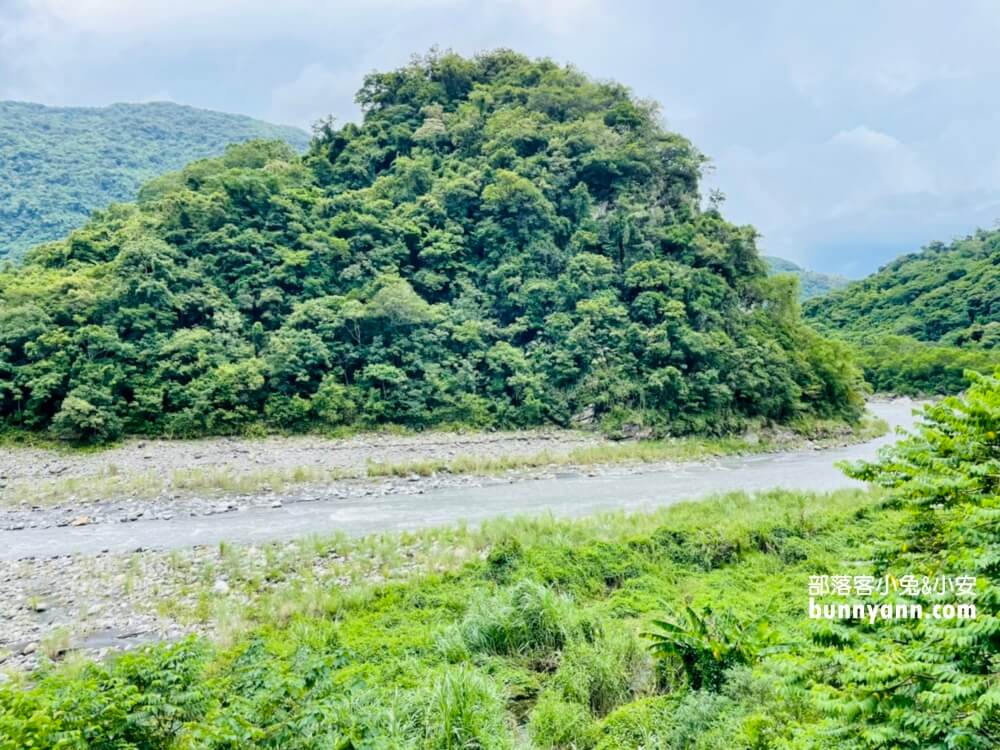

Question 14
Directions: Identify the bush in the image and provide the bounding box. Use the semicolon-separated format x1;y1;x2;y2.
50;387;122;444
460;580;576;658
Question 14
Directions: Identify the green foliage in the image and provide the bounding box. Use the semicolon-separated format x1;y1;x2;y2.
0;51;863;443
805;229;1000;349
0;101;308;261
814;370;1000;748
529;693;597;749
852;335;1000;395
802;229;1000;395
645;606;765;691
458;579;577;658
549;624;652;716
764;256;849;300
414;666;514;750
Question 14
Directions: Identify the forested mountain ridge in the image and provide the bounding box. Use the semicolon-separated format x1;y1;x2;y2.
763;256;848;300
0;51;864;443
0;101;309;261
803;228;1000;347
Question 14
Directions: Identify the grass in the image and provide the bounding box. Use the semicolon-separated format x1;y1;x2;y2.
0;485;903;748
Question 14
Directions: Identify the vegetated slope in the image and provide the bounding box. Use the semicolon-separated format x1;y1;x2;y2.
763;255;848;300
0;51;864;444
803;229;1000;394
804;228;1000;347
2;373;997;748
0;101;309;261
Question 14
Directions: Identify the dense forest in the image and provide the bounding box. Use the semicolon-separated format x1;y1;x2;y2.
803;229;1000;394
805;228;999;347
3;372;997;748
0;51;864;444
764;255;848;300
0;101;309;261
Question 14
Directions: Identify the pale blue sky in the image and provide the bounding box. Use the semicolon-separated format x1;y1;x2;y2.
3;0;999;276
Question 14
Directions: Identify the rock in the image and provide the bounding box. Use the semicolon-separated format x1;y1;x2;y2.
270;500;283;508
742;431;761;446
570;404;597;427
70;515;92;526
620;423;654;440
21;642;37;655
31;601;48;613
212;579;230;595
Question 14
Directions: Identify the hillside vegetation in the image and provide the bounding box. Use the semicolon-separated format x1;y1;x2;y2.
804;228;1000;345
764;255;848;300
804;229;1000;394
0;51;863;444
0;101;309;261
2;371;997;748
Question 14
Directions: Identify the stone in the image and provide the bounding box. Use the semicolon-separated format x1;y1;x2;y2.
620;423;654;440
69;515;91;526
212;579;230;595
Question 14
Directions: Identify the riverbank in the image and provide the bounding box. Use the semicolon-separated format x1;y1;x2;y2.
1;486;880;675
0;410;887;532
2;484;902;749
0;401;916;673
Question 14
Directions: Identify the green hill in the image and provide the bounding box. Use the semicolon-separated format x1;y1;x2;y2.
803;229;1000;394
803;229;1000;347
0;50;863;443
0;101;309;261
763;256;848;300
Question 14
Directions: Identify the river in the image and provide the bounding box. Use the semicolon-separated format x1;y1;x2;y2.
1;399;921;560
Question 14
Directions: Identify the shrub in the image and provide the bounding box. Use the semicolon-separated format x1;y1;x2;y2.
51;387;122;443
460;580;576;658
645;607;765;691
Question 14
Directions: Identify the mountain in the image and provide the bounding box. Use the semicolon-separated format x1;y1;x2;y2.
0;101;309;261
763;256;848;300
802;229;1000;395
0;50;863;443
803;228;1000;348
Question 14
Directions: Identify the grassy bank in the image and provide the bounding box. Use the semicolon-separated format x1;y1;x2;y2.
0;486;901;748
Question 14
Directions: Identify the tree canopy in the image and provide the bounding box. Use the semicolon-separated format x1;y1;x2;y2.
0;50;864;443
0;101;308;262
804;228;1000;348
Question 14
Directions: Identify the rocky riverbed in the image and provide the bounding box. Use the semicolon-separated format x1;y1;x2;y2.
0;404;913;673
0;429;605;531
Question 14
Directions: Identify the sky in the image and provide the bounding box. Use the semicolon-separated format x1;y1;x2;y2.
2;0;999;276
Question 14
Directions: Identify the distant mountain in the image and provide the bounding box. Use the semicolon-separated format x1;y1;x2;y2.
803;229;1000;348
0;101;310;261
763;256;849;300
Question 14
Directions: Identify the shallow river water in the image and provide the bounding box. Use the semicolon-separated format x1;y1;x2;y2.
2;399;921;560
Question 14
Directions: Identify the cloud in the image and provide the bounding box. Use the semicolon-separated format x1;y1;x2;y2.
269;63;365;129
